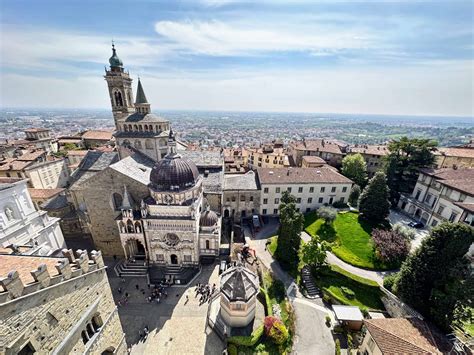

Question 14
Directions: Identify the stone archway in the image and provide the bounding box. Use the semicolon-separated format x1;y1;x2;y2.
415;208;422;219
124;238;146;260
407;204;416;215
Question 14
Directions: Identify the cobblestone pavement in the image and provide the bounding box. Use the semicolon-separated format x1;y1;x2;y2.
106;261;224;355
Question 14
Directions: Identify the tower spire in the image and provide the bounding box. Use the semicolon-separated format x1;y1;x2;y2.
134;77;151;115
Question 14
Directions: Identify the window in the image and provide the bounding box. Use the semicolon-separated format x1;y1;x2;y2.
449;211;458;222
306;208;310;213
276;187;281;193
340;197;345;202
415;189;421;200
298;187;303;193
262;209;267;215
250;196;253;202
287;187;292;193
307;197;312;203
437;205;445;215
231;196;236;202
240;195;245;202
264;187;269;193
156;254;164;261
331;186;336;193
320;187;325;193
184;255;192;262
424;194;432;204
273;209;278;214
263;198;268;204
431;219;438;227
318;197;323;203
296;198;301;203
206;240;210;249
274;198;280;204
342;186;347;193
309;187;314;193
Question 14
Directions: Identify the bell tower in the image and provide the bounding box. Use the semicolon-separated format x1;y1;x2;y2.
104;43;135;125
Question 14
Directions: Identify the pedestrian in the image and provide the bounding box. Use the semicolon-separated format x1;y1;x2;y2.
136;284;139;290
185;295;189;305
125;292;129;298
138;330;143;341
118;287;122;294
113;254;117;261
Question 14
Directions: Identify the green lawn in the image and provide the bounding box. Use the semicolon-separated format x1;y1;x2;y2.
267;236;278;257
305;211;392;270
313;265;385;311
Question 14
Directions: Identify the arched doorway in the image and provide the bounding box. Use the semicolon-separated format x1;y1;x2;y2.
224;209;230;218
170;254;178;264
125;239;146;260
415;208;422;220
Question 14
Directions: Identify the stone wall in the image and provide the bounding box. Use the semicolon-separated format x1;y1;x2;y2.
73;168;150;256
380;287;423;320
0;250;126;355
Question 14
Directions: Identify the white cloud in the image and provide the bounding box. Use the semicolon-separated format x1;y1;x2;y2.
154;20;374;56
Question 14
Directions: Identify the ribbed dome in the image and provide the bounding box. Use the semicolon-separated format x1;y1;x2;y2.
109;45;123;67
200;209;218;227
150;154;199;191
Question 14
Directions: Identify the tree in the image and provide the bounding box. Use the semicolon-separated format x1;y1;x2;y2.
393;222;474;331
302;235;331;270
341;153;368;187
384;137;437;204
318;206;337;225
371;228;410;264
358;172;391;223
275;191;304;270
348;185;361;207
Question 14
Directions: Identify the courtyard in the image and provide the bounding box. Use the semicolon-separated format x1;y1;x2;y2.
106;260;225;355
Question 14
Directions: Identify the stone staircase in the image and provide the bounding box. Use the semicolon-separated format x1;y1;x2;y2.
301;265;322;299
115;260;148;277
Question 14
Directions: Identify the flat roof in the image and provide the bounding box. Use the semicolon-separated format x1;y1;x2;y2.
332;305;364;321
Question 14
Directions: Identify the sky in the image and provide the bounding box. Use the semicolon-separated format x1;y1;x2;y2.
0;0;473;116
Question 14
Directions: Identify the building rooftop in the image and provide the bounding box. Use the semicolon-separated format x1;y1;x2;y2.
124;112;168;123
420;167;474;196
28;188;65;200
24;128;50;133
257;167;353;185
0;159;32;171
42;194;69;210
302;156;327;164
224;171;259;190
180;150;223;169
81;130;114;141
67;150;89;156
436;147;474;159
220;264;259;302
332;305;364;322
291;139;345;155
16;149;47;162
70;151;119;188
349;144;389;156
364;318;443;354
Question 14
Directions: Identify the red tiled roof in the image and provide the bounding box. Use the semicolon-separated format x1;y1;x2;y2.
0;159;33;171
349;144;389;156
28;188;65;200
291;139;344;155
420;168;474;195
257;167;353;184
16;150;46;161
302;156;327;164
24;128;50;133
66;150;89;156
436;147;474;159
81;130;113;141
364;318;442;354
0;255;64;286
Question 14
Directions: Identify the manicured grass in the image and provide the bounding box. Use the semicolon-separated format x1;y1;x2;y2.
305;211;392;270
267;236;278;257
313;265;385;311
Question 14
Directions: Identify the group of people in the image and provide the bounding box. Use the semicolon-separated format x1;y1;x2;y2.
146;283;168;304
194;282;217;306
138;326;149;342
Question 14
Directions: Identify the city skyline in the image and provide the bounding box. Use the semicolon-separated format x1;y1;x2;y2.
1;0;473;116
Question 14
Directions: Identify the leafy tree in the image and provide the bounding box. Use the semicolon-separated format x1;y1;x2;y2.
302;235;331;270
317;206;337;225
394;222;474;331
384;137;437;203
348;184;361;207
372;229;410;264
264;316;289;345
341;153;368;187
358;172;391;223
275;191;304;270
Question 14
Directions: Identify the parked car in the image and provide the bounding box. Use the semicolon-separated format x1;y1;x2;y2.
252;215;261;231
408;221;424;229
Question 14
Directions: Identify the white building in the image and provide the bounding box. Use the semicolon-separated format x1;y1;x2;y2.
398;168;474;228
0;178;66;255
258;167;353;216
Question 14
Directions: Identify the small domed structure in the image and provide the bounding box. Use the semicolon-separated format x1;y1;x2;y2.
150;155;199;192
200;209;218;227
109;44;123;68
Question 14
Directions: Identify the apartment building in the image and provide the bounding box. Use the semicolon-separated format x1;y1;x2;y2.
288;139;347;168
24;158;70;189
398;168;474;228
245;143;290;170
347;144;389;177
434;146;474;169
258;167;353;216
223;171;261;221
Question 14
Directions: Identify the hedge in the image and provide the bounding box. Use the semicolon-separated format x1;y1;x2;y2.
227;324;264;347
260;287;273;316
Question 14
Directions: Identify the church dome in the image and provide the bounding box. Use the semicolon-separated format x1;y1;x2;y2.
150;154;199;192
200;209;218;227
109;45;123;67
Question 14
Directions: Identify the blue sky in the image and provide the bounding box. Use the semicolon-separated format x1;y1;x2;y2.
0;0;472;116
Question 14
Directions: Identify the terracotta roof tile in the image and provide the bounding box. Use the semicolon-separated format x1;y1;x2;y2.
349;144;389;156
81;130;113;141
291;139;344;155
258;167;353;184
364;318;442;354
0;254;64;286
27;188;65;199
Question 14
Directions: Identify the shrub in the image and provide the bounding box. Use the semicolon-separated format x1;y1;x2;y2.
341;286;355;299
318;206;338;224
228;324;264;346
393;222;416;240
383;273;398;292
360;307;369;318
227;344;237;355
372;228;410;264
347;332;353;349
333;325;344;334
335;339;341;355
325;315;331;327
264;316;289;345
